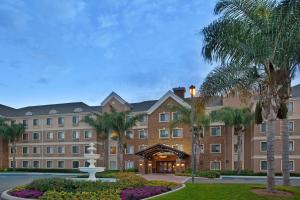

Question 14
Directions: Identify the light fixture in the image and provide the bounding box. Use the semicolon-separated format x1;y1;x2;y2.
189;85;196;98
139;163;143;166
176;163;180;167
181;163;185;167
159;155;167;159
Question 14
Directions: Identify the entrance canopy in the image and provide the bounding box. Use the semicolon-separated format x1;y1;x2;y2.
135;144;190;160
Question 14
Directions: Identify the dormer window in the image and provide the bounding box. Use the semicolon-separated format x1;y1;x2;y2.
25;112;32;116
49;109;58;115
159;113;170;122
74;107;83;113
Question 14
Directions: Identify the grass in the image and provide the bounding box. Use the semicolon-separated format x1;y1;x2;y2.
154;184;300;200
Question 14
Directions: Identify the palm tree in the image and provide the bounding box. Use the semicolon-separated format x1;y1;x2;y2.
85;106;138;171
210;107;253;174
0;118;25;171
201;0;300;191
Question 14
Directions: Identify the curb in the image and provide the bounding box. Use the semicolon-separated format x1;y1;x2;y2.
221;175;300;180
143;184;186;200
1;190;37;200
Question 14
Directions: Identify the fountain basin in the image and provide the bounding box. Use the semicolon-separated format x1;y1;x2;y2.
79;167;105;181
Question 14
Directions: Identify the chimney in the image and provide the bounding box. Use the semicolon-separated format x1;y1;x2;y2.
173;87;186;98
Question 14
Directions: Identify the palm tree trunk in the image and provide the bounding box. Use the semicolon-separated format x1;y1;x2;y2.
236;131;242;175
118;142;124;172
282;118;290;186
12;141;16;172
267;120;275;193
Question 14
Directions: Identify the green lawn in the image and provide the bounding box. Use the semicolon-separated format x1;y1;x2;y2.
154;184;300;200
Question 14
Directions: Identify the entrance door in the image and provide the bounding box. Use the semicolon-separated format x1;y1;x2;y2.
156;161;175;173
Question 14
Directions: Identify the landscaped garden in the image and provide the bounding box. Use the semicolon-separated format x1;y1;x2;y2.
6;172;179;200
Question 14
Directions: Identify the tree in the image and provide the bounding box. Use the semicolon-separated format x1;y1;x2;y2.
210;107;253;174
85;106;138;171
0;118;25;171
201;0;300;191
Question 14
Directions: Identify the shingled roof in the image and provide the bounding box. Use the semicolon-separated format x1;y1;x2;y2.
130;100;158;112
292;84;300;98
0;104;17;117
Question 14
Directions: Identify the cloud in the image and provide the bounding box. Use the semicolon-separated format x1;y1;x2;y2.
36;77;49;85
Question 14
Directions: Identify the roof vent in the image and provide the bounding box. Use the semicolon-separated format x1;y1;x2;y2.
25;111;33;116
49;109;58;114
74;107;83;113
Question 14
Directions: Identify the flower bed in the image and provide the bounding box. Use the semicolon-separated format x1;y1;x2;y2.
10;189;43;199
121;186;170;200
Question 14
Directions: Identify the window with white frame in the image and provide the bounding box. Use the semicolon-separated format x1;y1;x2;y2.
159;129;170;138
46;118;52;126
72;161;79;168
72;146;80;154
58;146;65;154
211;127;221;136
110;160;117;170
110;146;117;155
125;161;134;169
32;132;40;140
72;116;80;125
200;144;204;154
58;117;64;126
22;133;28;141
260;122;267;133
211;144;221;153
260;160;267;171
260;141;267;152
289;160;294;171
288;121;294;132
58;131;65;140
33;161;39;168
46;161;53;168
172;128;183;138
84;130;92;139
46;146;54;154
139;129;148;139
72;130;80;139
172;144;183;151
159;113;170;122
47;132;53;140
125;145;134;154
33;119;39;126
22;160;29;168
58;161;65;169
22;120;27;128
139;144;148;151
32;146;40;154
210;161;221;170
289;141;294;151
22;147;29;155
288;102;294;113
125;130;134;139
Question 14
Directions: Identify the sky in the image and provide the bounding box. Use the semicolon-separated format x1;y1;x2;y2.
0;0;298;108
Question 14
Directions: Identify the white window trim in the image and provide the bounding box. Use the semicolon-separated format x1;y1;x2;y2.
172;128;183;138
57;160;65;169
288;121;295;132
210;126;221;136
57;131;65;140
22;160;29;168
22;147;29;155
125;160;135;169
32;160;40;168
72;160;80;169
171;112;178;121
288;102;294;113
125;145;134;155
210;144;221;153
47;132;54;140
84;130;93;139
72;130;80;139
260;141;267;152
72;146;80;154
58;146;65;154
32;132;40;140
46;160;54;169
260;160;267;171
139;129;148;139
260;123;267;133
159;112;170;122
159;128;170;138
32;146;40;154
46;146;54;154
280;160;295;172
210;161;221;170
289;140;294;152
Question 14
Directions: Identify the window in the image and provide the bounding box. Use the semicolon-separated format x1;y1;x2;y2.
32;147;40;154
172;144;183;151
288;102;294;113
33;119;39;126
84;146;89;154
47;132;53;140
288;121;294;132
210;161;221;170
200;144;204;154
139;145;148;151
234;144;238;153
46;146;54;154
22;133;28;141
10;147;13;154
72;161;79;168
10;161;14;168
22;120;27;127
22;147;29;155
211;127;221;136
139;129;148;139
84;130;92;139
289;141;294;151
139;115;148;123
22;161;29;168
125;130;134;139
46;118;52;126
110;146;117;155
125;145;134;154
260;122;267;133
289;161;295;171
58;146;65;154
32;132;40;140
159;129;170;138
109;160;117;170
159;113;170;122
260;141;267;152
211;144;221;153
172;128;183;138
72;146;80;154
125;161;134;169
33;161;39;168
260;160;267;171
58;131;65;140
85;161;90;167
72;131;80;139
72;116;80;125
58;117;64;126
172;112;179;121
58;161;65;169
46;161;53;168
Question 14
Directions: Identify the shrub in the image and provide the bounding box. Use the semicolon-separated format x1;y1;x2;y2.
196;171;220;178
116;173;146;188
40;191;120;200
3;168;80;173
144;180;178;189
120;186;170;200
27;178;78;192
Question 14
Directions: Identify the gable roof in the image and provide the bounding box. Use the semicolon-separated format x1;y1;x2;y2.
0;104;17;117
101;92;128;106
147;91;191;114
130;100;158;112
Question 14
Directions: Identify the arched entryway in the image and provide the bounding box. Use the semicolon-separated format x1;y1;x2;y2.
135;144;190;174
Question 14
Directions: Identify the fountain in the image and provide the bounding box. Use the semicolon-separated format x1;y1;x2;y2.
79;142;105;181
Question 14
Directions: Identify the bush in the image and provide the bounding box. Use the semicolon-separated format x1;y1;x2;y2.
120;186;170;200
2;168;80;173
176;170;220;178
40;191;120;200
144;180;178;189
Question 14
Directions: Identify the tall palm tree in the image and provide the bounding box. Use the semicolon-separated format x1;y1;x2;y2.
201;0;300;191
0;119;25;171
210;107;253;174
85;106;138;171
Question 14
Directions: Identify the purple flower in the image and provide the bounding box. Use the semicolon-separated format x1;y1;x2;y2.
121;186;170;200
10;189;44;199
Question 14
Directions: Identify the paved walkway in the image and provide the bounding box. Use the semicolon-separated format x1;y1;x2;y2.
140;174;190;183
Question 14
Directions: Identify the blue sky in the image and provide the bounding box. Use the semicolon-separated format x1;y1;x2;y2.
1;0;298;108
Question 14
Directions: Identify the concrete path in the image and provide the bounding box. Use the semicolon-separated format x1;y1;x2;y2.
140;174;190;183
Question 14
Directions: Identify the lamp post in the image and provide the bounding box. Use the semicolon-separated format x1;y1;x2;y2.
189;85;196;183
